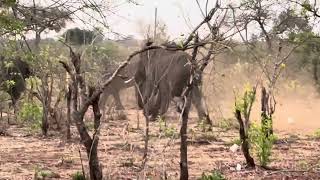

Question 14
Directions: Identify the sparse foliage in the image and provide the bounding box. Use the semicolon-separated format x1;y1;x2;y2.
71;171;86;180
200;170;226;180
290;32;320;90
158;116;178;138
2;0;320;179
314;129;320;139
18;101;42;132
234;84;256;167
248;121;277;167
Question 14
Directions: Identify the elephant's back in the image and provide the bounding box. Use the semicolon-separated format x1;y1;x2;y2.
150;49;192;96
125;54;140;78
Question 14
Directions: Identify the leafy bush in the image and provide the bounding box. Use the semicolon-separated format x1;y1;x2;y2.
18;102;42;131
197;118;213;132
200;170;226;180
314;129;320;139
0;91;10;109
71;171;86;180
158;116;178;138
217;118;239;131
298;160;309;170
85;121;94;131
227;137;241;146
34;167;60;179
234;83;256;120
248;120;277;167
121;158;134;167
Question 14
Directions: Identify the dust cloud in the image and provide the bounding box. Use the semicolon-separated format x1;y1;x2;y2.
202;57;320;135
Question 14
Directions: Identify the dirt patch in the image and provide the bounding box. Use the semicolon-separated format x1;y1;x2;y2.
0;110;320;179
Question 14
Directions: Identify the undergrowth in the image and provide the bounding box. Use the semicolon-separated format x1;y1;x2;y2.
200;170;226;180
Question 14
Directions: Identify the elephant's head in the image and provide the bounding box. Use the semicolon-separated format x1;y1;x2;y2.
0;56;32;105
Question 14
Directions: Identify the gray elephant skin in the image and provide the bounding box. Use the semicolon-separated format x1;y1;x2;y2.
0;56;32;106
99;48;211;124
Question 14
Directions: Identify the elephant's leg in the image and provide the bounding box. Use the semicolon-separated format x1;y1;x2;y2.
10;98;18;124
143;87;163;121
112;91;125;110
142;101;157;122
191;86;212;126
173;97;184;113
149;90;161;121
99;92;109;121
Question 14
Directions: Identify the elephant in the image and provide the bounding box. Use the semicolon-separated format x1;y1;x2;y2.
98;55;140;111
0;56;32;106
99;46;211;124
134;47;211;124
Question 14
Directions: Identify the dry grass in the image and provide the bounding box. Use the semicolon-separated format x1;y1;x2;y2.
0;109;320;179
2;61;320;179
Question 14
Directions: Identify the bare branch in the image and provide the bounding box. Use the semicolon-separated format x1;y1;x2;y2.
289;0;320;18
183;3;220;47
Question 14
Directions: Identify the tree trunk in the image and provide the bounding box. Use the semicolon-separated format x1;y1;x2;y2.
41;89;49;136
142;107;150;167
42;105;49;136
87;138;102;180
261;87;273;136
73;112;102;180
48;87;64;131
180;94;191;180
235;109;255;167
12;102;18;124
61;49;104;180
89;87;103;180
7;107;10;125
35;32;41;52
66;86;72;139
71;55;102;179
40;76;51;136
312;58;320;89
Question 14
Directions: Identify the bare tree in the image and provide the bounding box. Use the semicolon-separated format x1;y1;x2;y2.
60;47;103;179
132;1;237;178
136;19;171;45
59;40;180;179
231;0;303;137
289;0;320;18
226;0;314;169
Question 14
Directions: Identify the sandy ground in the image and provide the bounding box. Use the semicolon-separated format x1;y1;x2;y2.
1;108;320;180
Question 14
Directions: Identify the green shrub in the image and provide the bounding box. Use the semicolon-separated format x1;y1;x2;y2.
0;91;10;111
298;160;309;170
227;137;241;146
217;118;239;131
121;158;134;167
314;129;320;139
34;167;60;179
18;101;42;131
158;116;178;138
85;121;94;131
234;83;256;120
248;120;277;167
200;170;226;180
197;118;213;132
71;171;86;180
